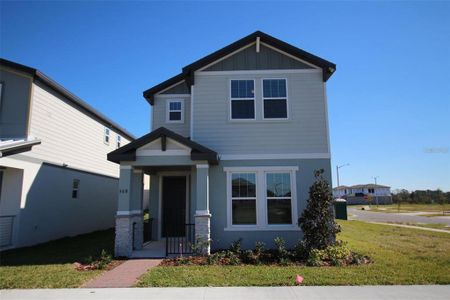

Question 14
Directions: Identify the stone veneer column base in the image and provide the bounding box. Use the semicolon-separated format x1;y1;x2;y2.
115;214;143;258
194;210;211;255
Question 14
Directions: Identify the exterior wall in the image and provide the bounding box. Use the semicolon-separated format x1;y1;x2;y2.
152;95;191;137
208;158;332;250
346;196;393;205
161;81;190;94
28;81;131;178
204;44;313;71
192;70;329;155
0;68;32;139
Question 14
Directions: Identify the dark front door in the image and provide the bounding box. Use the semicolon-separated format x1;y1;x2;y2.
162;176;186;237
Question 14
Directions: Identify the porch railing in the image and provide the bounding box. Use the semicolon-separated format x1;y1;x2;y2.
143;218;153;243
165;223;195;256
0;215;15;248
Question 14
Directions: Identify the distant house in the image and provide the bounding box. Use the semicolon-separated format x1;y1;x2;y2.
0;58;139;250
333;184;392;205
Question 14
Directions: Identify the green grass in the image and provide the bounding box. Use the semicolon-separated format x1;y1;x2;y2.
0;229;114;289
137;221;450;286
385;222;450;231
354;203;450;214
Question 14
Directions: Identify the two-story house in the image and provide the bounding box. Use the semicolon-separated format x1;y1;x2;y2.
108;31;336;257
333;184;392;205
0;59;136;250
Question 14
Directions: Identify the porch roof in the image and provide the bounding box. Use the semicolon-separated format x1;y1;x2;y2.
107;127;219;165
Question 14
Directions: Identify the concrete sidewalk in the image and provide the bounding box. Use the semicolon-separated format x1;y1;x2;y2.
1;285;449;300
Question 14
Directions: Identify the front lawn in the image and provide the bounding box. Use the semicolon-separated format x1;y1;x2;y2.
354;203;450;214
137;221;450;286
0;229;114;289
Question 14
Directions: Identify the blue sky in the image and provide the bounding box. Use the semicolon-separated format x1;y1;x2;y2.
1;1;449;191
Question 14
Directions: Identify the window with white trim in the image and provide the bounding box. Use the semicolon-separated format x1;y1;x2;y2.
104;128;110;145
266;173;292;224
72;179;80;199
231;173;257;225
230;80;255;119
116;135;121;148
263;79;288;119
166;99;184;123
226;167;297;229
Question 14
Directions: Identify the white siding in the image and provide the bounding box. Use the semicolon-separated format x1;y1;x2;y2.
152;95;191;137
27;82;131;177
192;71;329;155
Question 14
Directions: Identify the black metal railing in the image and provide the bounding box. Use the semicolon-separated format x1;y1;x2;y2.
165;223;195;256
143;218;153;243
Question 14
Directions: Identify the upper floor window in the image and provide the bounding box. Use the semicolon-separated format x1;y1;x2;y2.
104;128;110;145
230;80;255;120
72;179;80;199
368;188;375;194
116;135;121;148
166;99;184;123
263;79;288;119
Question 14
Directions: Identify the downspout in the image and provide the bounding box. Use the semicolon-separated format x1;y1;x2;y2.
190;85;194;140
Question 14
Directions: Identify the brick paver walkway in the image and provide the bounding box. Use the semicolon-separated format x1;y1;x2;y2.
82;259;161;288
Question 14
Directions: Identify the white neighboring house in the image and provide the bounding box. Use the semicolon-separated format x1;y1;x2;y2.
333;184;392;204
0;58;138;250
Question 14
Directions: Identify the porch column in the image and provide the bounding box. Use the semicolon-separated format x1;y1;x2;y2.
194;164;211;255
115;166;144;257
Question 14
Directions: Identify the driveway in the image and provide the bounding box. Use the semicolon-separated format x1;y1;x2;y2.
348;207;450;226
1;286;449;300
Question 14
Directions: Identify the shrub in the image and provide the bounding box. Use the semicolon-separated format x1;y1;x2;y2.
306;249;325;266
192;236;211;255
229;238;242;254
274;237;290;262
225;250;241;265
254;241;265;256
293;240;308;261
241;249;255;264
299;169;341;252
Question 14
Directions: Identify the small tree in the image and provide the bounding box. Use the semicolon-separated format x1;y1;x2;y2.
299;169;340;252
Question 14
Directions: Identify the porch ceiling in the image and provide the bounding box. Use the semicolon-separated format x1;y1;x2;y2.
107;127;219;165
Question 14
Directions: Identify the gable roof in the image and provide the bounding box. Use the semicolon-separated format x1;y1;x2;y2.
107;127;219;165
0;58;135;141
143;30;336;105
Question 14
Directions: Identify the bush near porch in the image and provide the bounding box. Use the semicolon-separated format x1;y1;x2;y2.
136;220;450;286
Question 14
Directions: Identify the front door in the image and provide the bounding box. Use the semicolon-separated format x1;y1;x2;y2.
162;176;186;237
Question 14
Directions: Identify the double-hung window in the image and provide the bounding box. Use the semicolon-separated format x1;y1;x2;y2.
226;167;298;229
72;179;80;199
230;80;255;120
104;128;110;145
263;79;288;119
266;173;292;224
116;135;121;148
167;100;184;123
231;173;257;225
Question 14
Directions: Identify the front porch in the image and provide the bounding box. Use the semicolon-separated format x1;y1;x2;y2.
107;127;218;258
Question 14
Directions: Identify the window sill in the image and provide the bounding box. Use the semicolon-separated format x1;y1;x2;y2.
224;225;299;231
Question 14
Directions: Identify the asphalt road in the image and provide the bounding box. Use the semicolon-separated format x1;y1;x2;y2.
348;207;450;226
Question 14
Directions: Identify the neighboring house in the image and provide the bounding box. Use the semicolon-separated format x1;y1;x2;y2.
0;59;137;250
333;184;392;205
108;31;336;257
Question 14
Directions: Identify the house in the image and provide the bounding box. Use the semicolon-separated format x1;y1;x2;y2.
333;184;392;205
0;59;137;250
108;31;336;257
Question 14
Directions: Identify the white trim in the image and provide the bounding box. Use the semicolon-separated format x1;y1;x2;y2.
155;80;186;95
166;99;184;123
225;167;299;230
224;166;299;172
261;78;289;120
190;85;194;139
196;164;209;169
196;69;321;76
323;82;332;155
156;94;191;98
116;210;142;216
137;149;190;156
197;42;256;72
260;42;320;69
194;210;211;217
229;79;256;121
103;127;110;145
220;153;330;160
256;36;260;53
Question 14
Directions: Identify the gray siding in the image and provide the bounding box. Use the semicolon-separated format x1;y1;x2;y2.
204;44;313;71
0;68;32;139
152;95;191;137
193;71;329;155
208;158;332;250
161;81;190;94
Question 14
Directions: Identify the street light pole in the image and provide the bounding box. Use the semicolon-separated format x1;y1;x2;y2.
336;163;350;187
372;176;380;207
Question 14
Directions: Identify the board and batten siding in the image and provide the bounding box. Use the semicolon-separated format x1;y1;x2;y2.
152;94;191;137
192;70;329;155
28;82;130;178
